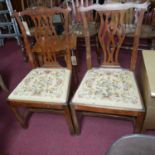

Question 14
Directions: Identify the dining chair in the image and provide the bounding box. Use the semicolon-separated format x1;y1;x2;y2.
104;0;155;50
8;7;75;134
70;1;149;134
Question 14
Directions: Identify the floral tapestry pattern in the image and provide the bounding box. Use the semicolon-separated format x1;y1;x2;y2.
73;68;142;110
9;68;70;103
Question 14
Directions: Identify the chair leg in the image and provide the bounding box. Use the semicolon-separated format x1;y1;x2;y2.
134;112;145;133
64;106;75;135
70;104;80;135
141;125;146;133
11;106;31;128
141;118;147;133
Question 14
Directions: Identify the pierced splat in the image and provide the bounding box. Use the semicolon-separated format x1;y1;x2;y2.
98;10;126;66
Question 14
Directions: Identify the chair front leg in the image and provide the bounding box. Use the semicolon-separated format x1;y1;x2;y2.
11;105;28;128
10;105;33;128
70;104;80;135
134;112;145;133
64;106;75;135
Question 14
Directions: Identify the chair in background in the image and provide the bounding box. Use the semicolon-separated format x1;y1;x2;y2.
8;7;75;134
123;0;155;50
70;1;149;134
19;0;79;83
65;0;101;68
106;134;155;155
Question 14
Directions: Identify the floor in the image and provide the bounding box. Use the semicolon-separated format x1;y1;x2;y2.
0;40;155;155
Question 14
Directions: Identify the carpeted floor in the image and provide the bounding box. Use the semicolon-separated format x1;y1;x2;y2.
0;40;155;155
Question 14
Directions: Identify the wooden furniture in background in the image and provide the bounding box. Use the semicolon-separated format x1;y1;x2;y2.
8;7;75;134
66;0;100;68
70;1;149;134
140;50;155;132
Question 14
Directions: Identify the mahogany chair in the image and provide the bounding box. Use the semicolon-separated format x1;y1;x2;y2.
8;7;75;134
106;134;155;155
0;74;8;92
70;1;149;134
104;0;155;49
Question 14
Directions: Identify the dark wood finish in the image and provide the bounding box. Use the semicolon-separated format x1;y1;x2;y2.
9;7;75;135
71;2;147;134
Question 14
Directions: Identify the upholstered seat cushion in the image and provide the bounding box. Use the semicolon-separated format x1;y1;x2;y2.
8;68;71;104
72;68;143;110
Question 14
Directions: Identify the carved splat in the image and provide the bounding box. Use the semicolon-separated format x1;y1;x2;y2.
98;10;126;66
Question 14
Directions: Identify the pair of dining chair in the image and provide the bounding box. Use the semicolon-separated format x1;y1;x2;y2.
8;1;149;135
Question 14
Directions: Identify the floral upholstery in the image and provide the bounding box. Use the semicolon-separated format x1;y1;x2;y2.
8;68;71;104
72;68;143;110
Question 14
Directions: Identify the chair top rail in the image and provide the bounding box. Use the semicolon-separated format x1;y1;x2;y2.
13;7;71;16
79;1;150;12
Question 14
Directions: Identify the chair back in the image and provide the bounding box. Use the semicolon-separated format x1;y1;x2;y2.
79;1;149;70
13;7;72;69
